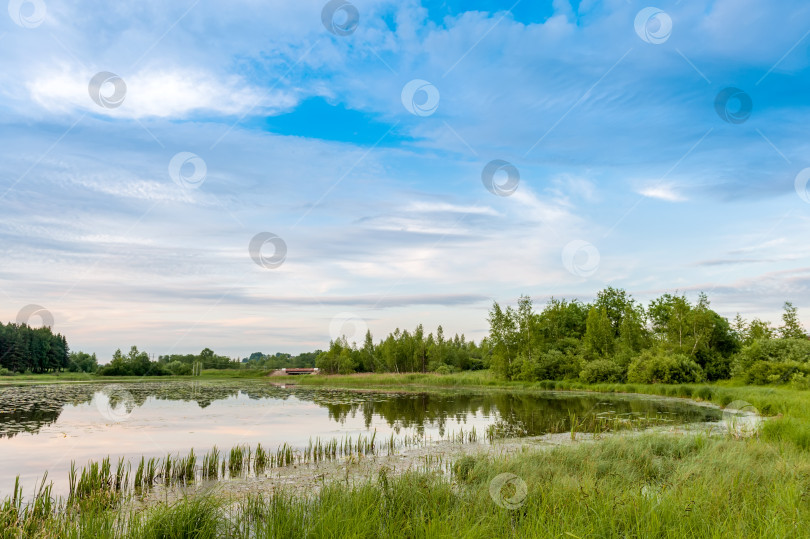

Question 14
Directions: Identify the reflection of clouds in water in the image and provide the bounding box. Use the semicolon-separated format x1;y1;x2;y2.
94;386;136;423
0;382;724;440
0;382;725;499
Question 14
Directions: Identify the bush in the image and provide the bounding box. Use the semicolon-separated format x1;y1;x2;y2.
627;351;704;384
743;360;810;385
517;350;582;382
0;367;13;377
733;338;810;378
695;349;731;381
579;359;625;384
167;360;192;376
435;365;452;375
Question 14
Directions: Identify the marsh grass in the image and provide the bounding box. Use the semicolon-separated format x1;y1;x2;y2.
3;433;808;537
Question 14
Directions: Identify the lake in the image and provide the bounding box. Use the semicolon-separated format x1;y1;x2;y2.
0;380;722;498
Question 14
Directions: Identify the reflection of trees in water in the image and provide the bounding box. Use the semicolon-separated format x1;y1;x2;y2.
0;382;722;439
314;391;722;436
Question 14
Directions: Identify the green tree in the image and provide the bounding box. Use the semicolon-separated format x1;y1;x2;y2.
360;330;377;372
594;287;635;337
617;306;646;354
731;313;748;344
487;302;519;379
780;302;806;339
748;319;774;341
584;307;614;357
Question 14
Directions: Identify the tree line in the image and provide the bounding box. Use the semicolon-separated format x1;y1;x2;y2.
2;287;807;386
242;351;321;370
315;324;488;375
0;322;70;374
487;288;809;385
310;287;808;387
97;347;243;376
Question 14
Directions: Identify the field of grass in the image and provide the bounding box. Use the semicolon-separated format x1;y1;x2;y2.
2;433;808;537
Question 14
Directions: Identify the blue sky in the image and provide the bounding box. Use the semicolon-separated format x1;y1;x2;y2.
1;0;809;359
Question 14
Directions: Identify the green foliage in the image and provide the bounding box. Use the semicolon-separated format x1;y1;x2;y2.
166;361;192;376
159;348;240;370
779;301;807;339
694;349;731;381
743;361;810;385
316;324;485;376
627;350;705;384
593;286;635;335
68;351;98;373
579;359;625;384
0;322;70;374
584;307;614;357
517;349;581;382
536;297;588;343
488;301;519;379
486;288;806;387
732;338;810;383
97;346;170;377
748;318;774;342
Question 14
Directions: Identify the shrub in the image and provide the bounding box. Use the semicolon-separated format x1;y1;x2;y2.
516;350;581;382
167;361;192;376
627;351;704;384
743;360;810;385
579;359;625;384
435;365;452;375
695;349;731;381
0;367;13;376
733;338;810;378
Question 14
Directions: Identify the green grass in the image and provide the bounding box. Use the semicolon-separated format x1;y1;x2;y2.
3;434;809;537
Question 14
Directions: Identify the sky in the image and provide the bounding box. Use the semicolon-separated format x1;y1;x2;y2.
1;0;809;360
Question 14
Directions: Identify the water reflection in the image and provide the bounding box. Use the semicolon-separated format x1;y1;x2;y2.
0;381;721;440
0;381;723;499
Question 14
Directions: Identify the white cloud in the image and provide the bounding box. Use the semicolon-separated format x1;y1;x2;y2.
404;201;499;216
27;65;296;119
638;184;687;202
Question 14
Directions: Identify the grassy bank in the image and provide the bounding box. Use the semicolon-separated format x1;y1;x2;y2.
3;433;807;537
294;371;810;450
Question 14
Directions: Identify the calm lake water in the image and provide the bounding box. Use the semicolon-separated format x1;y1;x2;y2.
0;380;722;498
